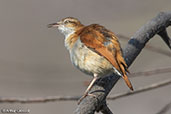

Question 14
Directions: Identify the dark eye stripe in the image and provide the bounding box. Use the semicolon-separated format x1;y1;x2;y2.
64;20;77;25
69;21;76;23
64;20;69;24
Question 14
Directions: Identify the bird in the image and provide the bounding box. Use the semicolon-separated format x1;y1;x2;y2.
48;17;133;104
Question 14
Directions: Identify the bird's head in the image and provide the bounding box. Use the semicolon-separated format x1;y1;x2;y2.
48;17;84;37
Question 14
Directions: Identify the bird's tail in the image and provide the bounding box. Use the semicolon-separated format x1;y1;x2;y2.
122;74;134;91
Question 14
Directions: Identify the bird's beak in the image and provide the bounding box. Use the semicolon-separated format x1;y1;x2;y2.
47;22;60;28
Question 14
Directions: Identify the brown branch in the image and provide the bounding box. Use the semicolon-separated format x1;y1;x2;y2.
74;11;171;114
156;101;171;114
0;78;171;103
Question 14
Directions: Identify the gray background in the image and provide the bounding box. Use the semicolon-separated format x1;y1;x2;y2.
0;0;171;114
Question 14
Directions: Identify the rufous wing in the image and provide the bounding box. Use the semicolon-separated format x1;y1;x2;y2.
79;24;133;90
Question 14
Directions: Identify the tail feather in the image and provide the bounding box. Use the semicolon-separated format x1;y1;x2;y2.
122;74;134;91
112;50;133;91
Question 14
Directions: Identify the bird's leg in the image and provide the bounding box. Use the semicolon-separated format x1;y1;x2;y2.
78;74;98;104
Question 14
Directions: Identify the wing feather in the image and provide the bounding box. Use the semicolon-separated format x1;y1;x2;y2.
79;24;133;90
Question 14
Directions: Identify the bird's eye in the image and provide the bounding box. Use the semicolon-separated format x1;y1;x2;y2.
64;20;70;24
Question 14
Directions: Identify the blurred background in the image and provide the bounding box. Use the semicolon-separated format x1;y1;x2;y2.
0;0;171;114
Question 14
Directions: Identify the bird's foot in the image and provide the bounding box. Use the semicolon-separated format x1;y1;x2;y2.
78;93;96;105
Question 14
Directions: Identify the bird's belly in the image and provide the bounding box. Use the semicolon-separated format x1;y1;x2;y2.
70;39;113;77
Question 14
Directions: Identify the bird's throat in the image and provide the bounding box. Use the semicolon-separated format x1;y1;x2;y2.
64;32;78;50
64;26;84;50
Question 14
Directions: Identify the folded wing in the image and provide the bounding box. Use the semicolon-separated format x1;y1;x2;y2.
79;24;133;90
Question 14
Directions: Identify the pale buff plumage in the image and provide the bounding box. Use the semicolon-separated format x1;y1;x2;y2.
69;38;113;77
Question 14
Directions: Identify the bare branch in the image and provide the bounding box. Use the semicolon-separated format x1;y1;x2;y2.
124;11;171;66
156;101;171;114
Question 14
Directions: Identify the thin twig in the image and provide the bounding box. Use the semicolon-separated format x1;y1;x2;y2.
145;45;171;57
0;96;79;103
107;79;171;100
130;67;171;78
0;79;171;103
156;101;171;114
